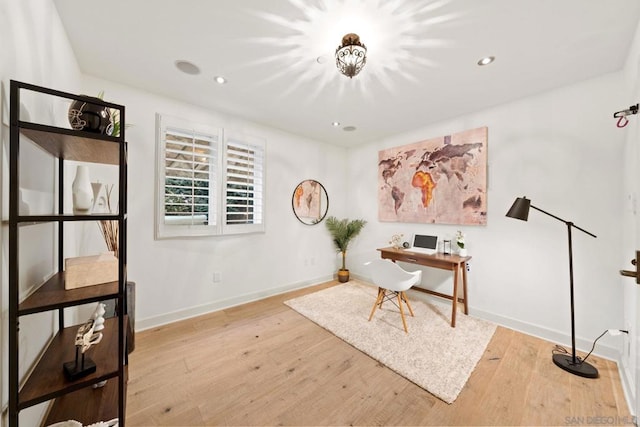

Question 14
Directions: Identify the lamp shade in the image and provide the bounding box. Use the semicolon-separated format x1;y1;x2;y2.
506;197;531;221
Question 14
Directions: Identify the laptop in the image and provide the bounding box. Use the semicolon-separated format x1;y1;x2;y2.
410;234;438;254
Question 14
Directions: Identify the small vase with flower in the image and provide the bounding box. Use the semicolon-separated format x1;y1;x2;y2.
455;230;467;257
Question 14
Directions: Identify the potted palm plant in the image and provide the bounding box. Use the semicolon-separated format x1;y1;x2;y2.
325;216;367;283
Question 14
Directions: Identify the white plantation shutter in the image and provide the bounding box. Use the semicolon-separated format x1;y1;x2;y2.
156;114;266;238
164;128;217;224
223;133;265;233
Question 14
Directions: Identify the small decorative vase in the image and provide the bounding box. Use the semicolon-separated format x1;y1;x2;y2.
72;165;93;214
458;247;468;257
68;96;112;135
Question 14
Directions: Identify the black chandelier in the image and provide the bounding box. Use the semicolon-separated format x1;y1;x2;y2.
335;33;367;78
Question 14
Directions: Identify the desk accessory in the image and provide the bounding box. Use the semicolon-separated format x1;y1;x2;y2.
506;196;598;378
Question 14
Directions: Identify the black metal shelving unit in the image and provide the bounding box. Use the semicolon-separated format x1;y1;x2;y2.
8;80;128;426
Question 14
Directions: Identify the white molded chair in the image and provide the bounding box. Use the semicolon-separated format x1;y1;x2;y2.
365;259;422;333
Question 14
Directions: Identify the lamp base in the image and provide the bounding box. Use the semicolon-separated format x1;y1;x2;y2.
552;353;599;378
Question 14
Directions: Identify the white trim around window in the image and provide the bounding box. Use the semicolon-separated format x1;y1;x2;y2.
155;113;266;239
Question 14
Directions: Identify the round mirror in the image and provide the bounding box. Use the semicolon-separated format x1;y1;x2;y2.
292;180;329;225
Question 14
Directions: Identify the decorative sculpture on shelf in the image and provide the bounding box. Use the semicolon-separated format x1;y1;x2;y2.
93;303;106;332
67;95;112;134
76;318;103;353
63;305;105;380
91;303;109;389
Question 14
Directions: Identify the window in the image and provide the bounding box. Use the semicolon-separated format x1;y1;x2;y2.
223;133;265;233
155;114;265;238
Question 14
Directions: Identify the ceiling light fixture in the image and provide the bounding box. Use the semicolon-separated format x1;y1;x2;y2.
477;56;495;66
214;76;227;84
332;121;340;127
335;33;367;78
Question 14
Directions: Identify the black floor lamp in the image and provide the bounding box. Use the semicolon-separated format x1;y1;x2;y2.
506;196;599;378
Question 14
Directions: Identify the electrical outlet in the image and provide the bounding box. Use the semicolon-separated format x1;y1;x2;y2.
213;272;221;283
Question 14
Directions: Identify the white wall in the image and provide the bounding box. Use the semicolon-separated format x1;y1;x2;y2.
77;75;349;329
0;0;84;425
620;14;640;415
346;72;627;363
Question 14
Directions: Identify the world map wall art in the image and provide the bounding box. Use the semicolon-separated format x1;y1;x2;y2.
378;126;487;225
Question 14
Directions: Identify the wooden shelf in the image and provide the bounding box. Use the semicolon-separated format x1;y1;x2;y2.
19;122;122;165
9;80;128;426
19;317;125;409
18;272;120;316
44;368;127;426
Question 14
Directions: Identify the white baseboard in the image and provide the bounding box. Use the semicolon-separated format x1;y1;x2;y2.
469;307;621;362
618;358;637;416
135;274;334;331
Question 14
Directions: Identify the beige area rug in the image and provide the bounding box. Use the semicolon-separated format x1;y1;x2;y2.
284;281;496;404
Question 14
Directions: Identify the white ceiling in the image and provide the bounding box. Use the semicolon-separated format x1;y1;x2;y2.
53;0;640;147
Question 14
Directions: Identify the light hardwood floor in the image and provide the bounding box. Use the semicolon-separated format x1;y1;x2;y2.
126;281;632;426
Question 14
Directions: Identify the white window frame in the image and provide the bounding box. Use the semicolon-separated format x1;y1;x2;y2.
155;114;266;238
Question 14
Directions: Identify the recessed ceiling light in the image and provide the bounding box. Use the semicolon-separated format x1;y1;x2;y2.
175;60;201;75
343;126;357;132
332;121;340;127
214;76;227;84
477;56;495;66
317;56;327;64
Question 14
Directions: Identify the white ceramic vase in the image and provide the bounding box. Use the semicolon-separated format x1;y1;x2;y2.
458;247;468;257
72;165;93;214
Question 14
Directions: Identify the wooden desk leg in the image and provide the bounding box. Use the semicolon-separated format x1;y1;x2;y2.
451;266;459;327
462;262;469;315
